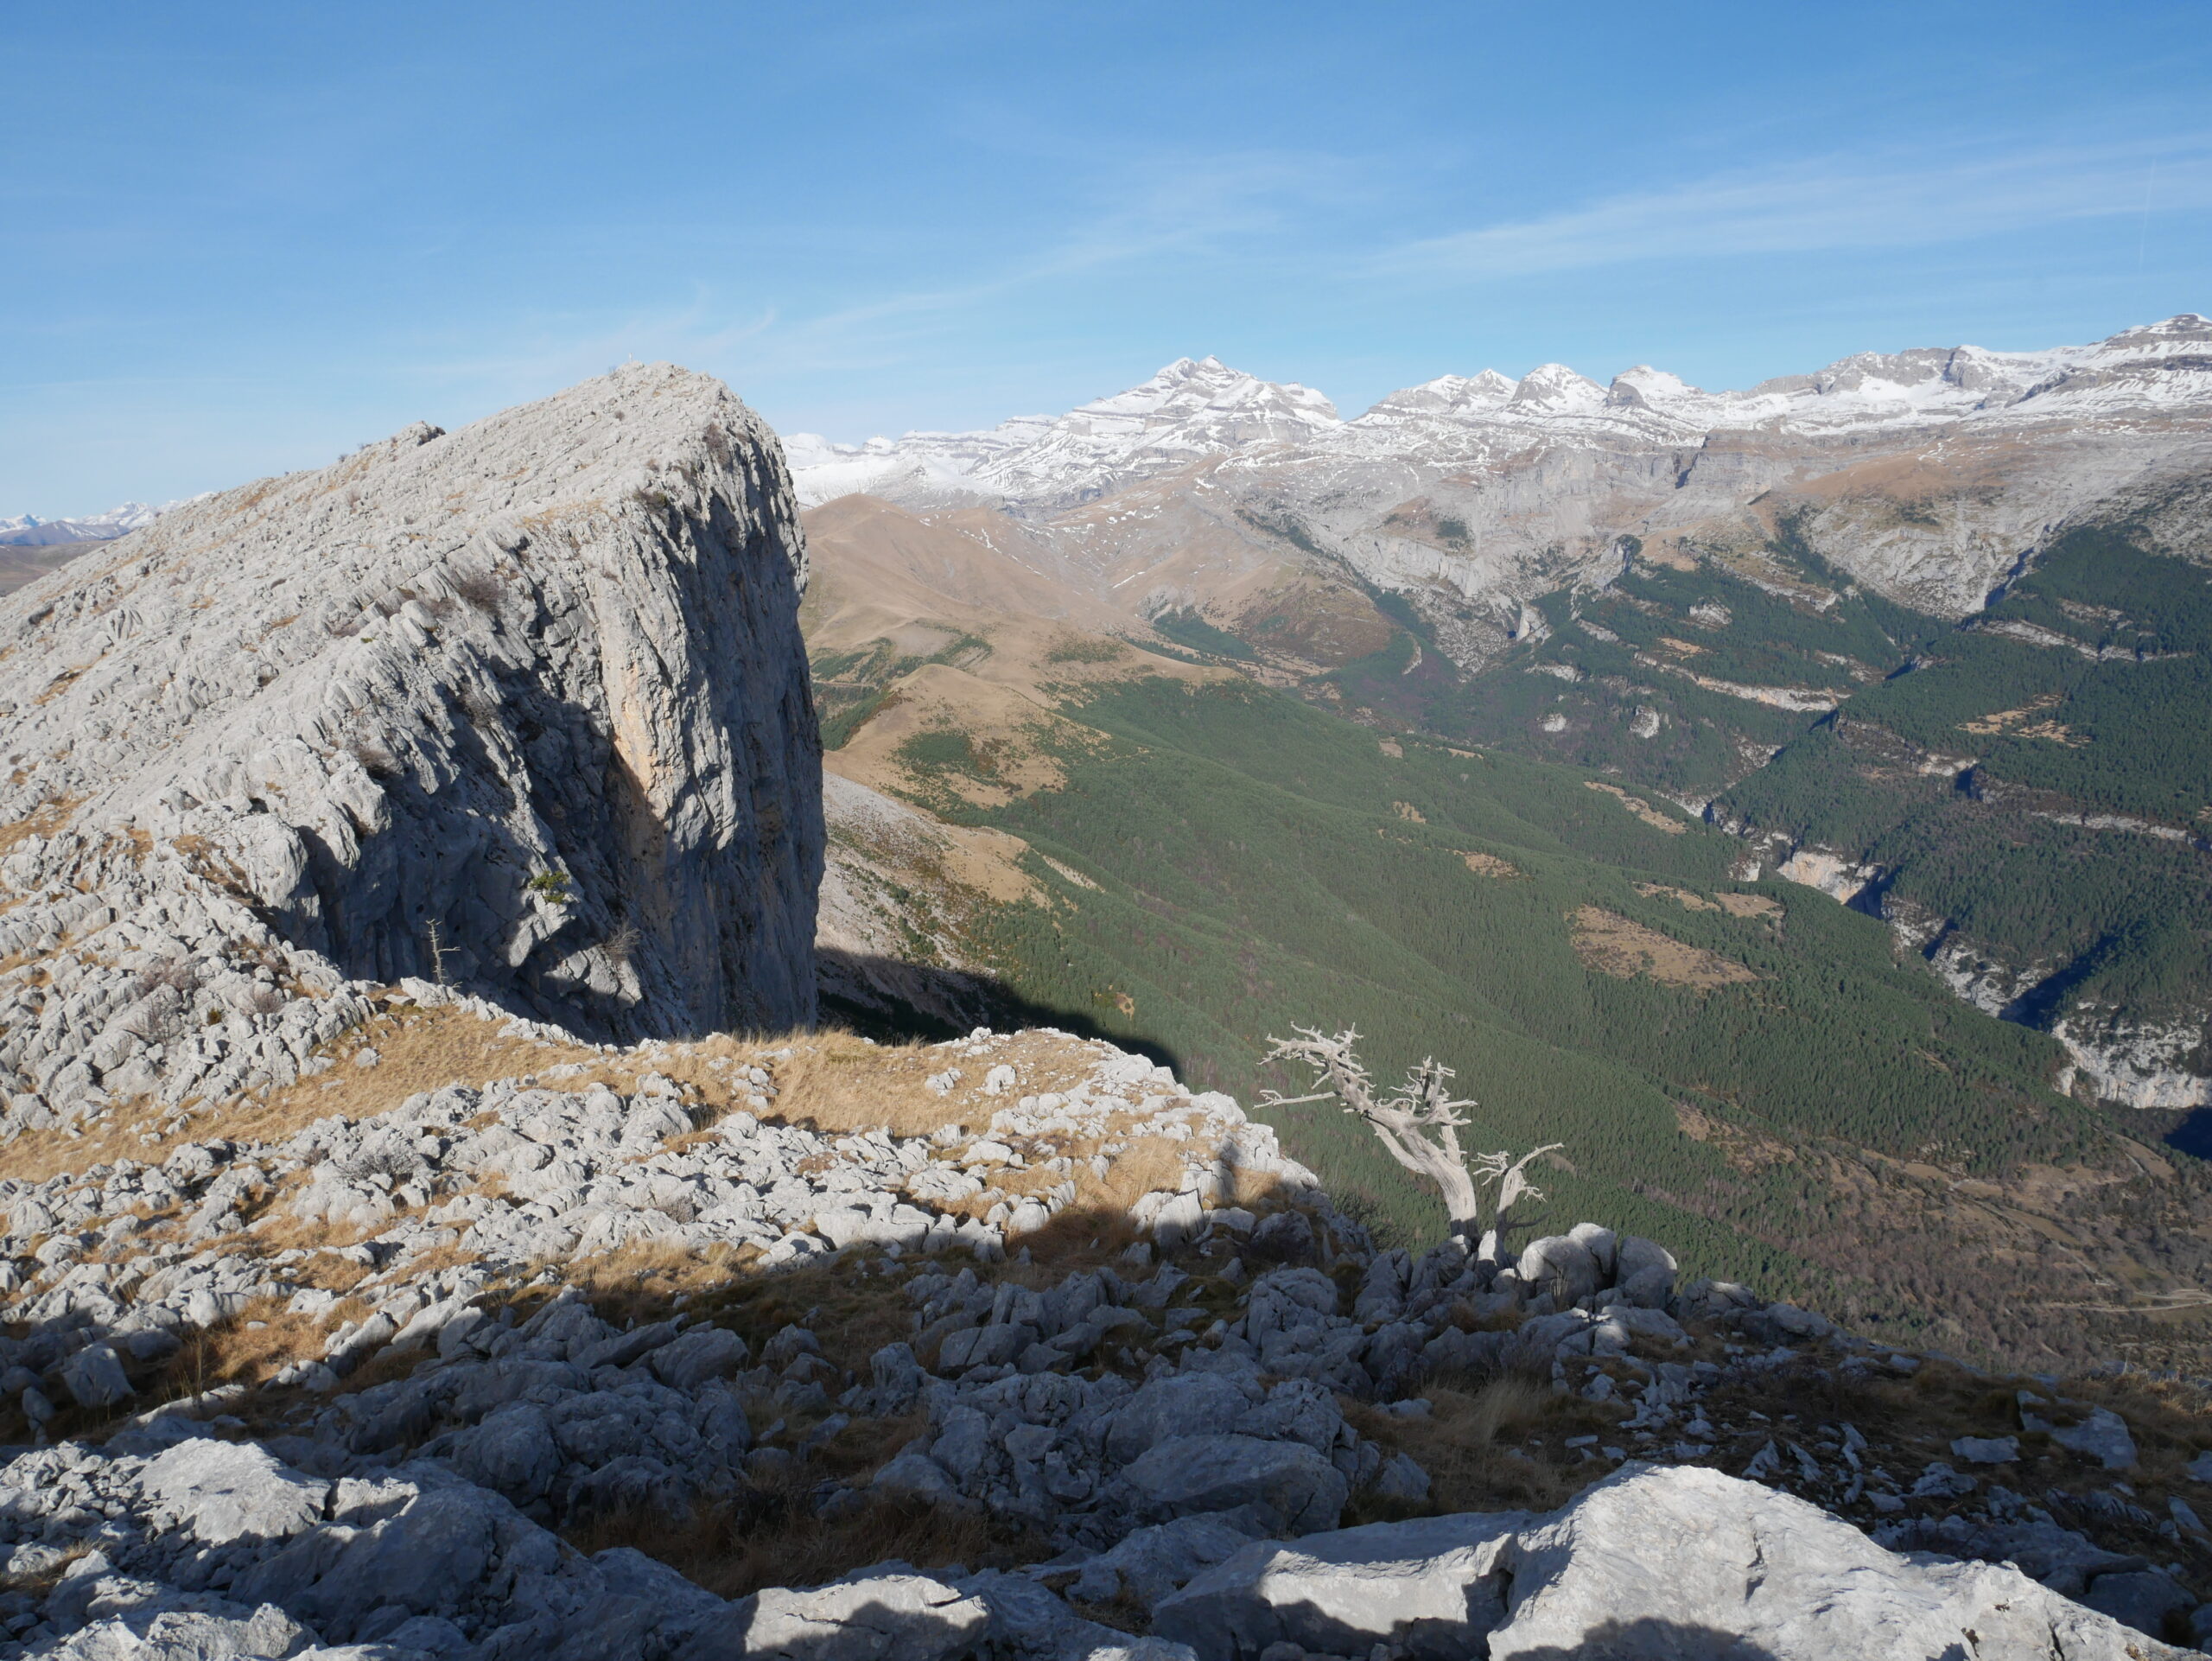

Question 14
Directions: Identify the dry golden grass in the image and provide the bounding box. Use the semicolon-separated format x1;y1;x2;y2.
1583;780;1688;835
0;998;822;1187
569;1472;1014;1602
157;1298;330;1398
378;1237;480;1284
763;1028;1111;1140
0;996;1254;1460
1465;1373;1557;1444
555;1239;763;1329
1570;907;1759;990
1092;1136;1185;1212
1347;1372;1624;1521
0;1003;588;1186
0;795;79;857
242;1003;594;1131
1714;892;1783;920
1633;881;1722;913
0;1542;97;1596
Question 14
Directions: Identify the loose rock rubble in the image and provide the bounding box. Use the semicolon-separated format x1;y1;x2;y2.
0;1019;2202;1656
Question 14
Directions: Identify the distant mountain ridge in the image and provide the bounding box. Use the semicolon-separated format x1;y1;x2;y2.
791;314;2212;1117
0;500;174;546
790;315;2212;519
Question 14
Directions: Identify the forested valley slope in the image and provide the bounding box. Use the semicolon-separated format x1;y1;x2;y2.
799;318;2212;1376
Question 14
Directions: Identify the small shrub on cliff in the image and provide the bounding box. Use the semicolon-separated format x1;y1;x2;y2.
527;870;573;903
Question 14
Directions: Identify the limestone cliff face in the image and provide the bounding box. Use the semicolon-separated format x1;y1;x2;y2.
0;363;821;1043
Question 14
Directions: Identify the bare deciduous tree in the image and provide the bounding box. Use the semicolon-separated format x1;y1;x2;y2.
1260;1025;1560;1257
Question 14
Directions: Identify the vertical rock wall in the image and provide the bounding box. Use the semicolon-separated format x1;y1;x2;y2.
0;363;822;1040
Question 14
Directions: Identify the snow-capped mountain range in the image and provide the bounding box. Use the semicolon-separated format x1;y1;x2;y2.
0;501;175;547
784;354;1343;511
786;315;2212;514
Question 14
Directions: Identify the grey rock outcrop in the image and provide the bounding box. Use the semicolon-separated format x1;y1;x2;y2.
1155;1464;2193;1660
0;361;822;1076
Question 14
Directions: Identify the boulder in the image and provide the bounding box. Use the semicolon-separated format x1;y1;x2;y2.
1247;1211;1313;1263
59;1341;133;1408
1492;1464;2183;1659
141;1438;329;1545
1421;1327;1507;1377
697;1569;991;1661
1613;1234;1675;1286
1513;1237;1601;1306
1354;1250;1411;1325
1155;1511;1524;1661
235;1485;512;1638
1161;1465;2194;1661
566;1454;691;1524
872;1452;963;1505
1592;1304;1688;1353
45;1606;313;1660
1564;1223;1618;1280
649;1325;750;1391
578;1318;682;1371
1071;1514;1260;1608
957;1568;1198;1661
1106;1372;1260;1467
1503;1309;1594;1371
1949;1435;2018;1465
1123;1435;1348;1536
2025;1403;2139;1472
1872;1517;2143;1597
453;1403;563;1505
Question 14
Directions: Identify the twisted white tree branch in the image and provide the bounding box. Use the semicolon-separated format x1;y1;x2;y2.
1260;1025;1560;1254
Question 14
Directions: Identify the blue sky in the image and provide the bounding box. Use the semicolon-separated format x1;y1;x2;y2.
7;1;2210;513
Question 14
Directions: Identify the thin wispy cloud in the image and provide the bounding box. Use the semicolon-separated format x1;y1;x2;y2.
1379;136;2212;280
757;149;1355;356
379;148;1351;412
470;150;1359;398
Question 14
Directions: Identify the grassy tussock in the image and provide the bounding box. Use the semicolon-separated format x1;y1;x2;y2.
763;1028;1112;1140
569;1478;1013;1602
1347;1371;1621;1520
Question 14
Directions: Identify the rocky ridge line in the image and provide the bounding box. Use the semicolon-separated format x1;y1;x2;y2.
0;364;824;1150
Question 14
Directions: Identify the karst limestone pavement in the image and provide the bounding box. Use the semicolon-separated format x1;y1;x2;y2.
0;1015;2197;1659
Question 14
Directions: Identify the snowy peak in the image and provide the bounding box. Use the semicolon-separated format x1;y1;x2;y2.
1061;354;1339;439
785;315;2212;510
0;501;172;548
1359;370;1519;422
1510;362;1608;413
1606;366;1701;409
789;357;1341;510
2101;312;2212;350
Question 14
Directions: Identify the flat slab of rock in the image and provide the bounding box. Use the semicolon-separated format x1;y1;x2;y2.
141;1436;329;1545
1155;1511;1525;1661
2027;1405;2139;1472
688;1570;989;1661
1160;1465;2194;1661
1124;1434;1346;1537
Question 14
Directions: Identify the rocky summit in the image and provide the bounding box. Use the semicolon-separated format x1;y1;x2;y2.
0;369;2207;1660
0;361;823;1139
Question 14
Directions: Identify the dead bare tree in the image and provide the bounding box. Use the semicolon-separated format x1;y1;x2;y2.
1260;1026;1560;1257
